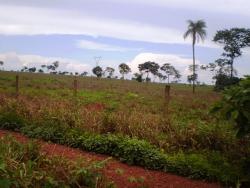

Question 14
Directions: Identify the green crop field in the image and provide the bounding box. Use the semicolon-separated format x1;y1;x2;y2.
0;71;249;187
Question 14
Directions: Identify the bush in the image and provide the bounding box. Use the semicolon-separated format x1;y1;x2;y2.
212;76;250;137
0;110;25;130
214;74;241;91
17;124;240;185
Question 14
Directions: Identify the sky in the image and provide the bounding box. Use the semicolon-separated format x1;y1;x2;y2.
0;0;250;83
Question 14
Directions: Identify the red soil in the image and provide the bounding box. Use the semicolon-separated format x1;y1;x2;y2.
0;130;221;188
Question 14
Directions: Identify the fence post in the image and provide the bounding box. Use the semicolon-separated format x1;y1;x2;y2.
73;77;78;97
15;74;19;98
164;85;170;114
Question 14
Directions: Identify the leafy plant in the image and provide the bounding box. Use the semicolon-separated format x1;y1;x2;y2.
212;76;250;137
0;135;112;188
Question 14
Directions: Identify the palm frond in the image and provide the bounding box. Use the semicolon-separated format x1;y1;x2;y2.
184;19;207;43
183;29;192;39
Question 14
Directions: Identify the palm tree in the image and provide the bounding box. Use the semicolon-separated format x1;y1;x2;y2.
184;20;207;93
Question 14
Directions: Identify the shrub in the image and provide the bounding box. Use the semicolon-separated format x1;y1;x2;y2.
17;124;240;185
0;110;25;130
212;76;250;137
214;74;241;91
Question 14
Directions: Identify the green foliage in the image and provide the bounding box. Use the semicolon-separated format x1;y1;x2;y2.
92;66;103;77
0;102;26;131
212;76;250;137
214;74;240;91
0;135;112;188
213;28;250;77
4;123;241;185
119;63;131;79
138;61;159;81
133;73;143;82
1;71;250;186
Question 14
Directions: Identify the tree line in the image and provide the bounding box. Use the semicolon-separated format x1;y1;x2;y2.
0;20;250;92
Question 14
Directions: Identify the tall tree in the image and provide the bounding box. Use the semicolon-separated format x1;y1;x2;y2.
184;20;207;93
213;28;250;78
138;61;159;82
119;63;131;79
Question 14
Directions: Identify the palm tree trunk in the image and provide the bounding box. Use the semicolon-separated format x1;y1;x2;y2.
192;42;196;94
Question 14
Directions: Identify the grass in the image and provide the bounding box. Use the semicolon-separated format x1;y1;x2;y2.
0;71;249;186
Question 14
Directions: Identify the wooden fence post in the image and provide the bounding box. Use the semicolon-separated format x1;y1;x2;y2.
73;77;78;97
15;74;19;98
164;85;170;114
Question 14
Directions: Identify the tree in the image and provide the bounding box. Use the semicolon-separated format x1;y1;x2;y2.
105;67;115;78
213;28;250;78
80;71;88;76
119;63;131;79
133;73;143;82
38;69;44;73
173;69;182;83
187;74;198;85
52;61;59;70
156;72;163;83
161;63;177;84
201;58;239;91
92;66;103;78
21;66;28;72
0;61;3;70
28;67;36;73
200;59;232;77
138;61;159;82
184;20;207;93
46;61;60;72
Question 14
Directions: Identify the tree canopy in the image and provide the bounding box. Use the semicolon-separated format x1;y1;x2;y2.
138;61;159;82
119;63;131;79
92;66;103;77
213;28;250;77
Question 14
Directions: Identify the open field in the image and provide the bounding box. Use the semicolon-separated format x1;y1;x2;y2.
0;71;250;187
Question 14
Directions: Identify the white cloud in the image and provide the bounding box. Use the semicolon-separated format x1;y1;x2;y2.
76;40;141;52
0;52;91;73
0;5;215;47
128;52;191;72
127;52;213;83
